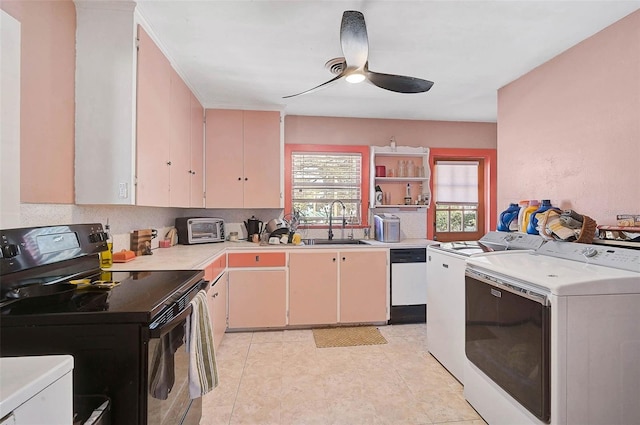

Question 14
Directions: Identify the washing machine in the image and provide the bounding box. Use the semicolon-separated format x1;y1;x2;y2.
426;232;545;383
463;241;640;425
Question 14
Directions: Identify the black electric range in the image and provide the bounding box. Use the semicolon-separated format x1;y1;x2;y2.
0;224;205;425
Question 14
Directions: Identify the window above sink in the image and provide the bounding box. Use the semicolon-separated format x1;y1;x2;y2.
285;144;371;228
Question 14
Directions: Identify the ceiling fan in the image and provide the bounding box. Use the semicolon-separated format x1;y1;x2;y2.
283;10;434;99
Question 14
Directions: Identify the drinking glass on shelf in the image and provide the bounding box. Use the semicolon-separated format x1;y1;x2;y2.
387;168;394;177
418;165;425;177
397;160;406;177
407;160;415;177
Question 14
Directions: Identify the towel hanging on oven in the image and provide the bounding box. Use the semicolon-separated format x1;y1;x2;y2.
185;290;218;398
149;323;185;400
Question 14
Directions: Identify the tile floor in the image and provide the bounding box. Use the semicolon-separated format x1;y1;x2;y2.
201;323;487;425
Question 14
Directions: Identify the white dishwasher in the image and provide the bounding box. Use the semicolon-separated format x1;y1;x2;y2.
389;248;427;324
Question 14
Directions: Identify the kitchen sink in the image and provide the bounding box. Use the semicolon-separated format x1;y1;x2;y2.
301;238;368;245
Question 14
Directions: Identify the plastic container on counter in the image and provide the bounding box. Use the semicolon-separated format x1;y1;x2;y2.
527;199;559;235
497;203;521;232
520;200;540;233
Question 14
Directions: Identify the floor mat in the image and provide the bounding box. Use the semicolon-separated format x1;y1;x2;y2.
312;326;388;348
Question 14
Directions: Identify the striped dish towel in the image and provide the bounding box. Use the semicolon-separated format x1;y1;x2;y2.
186;290;219;398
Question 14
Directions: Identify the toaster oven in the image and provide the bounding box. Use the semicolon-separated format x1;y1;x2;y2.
175;217;225;244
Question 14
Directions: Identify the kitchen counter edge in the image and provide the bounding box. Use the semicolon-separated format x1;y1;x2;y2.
106;238;436;272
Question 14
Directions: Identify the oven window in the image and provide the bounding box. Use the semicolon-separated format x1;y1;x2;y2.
465;275;551;422
147;322;192;424
191;223;217;240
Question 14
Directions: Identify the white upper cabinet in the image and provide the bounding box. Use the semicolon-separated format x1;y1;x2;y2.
74;1;205;207
75;1;138;205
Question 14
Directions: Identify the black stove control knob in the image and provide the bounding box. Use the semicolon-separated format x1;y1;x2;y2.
1;244;19;259
89;232;107;243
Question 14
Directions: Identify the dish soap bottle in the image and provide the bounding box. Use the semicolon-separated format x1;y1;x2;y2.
404;183;412;205
100;221;113;268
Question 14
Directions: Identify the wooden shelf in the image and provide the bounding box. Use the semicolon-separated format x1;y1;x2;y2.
370;145;431;210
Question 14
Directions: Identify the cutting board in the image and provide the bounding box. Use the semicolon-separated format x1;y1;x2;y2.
131;229;155;256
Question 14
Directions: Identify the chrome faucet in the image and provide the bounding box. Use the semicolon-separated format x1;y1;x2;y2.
327;200;346;240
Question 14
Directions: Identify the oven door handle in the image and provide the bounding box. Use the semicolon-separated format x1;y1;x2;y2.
150;305;193;339
466;268;550;306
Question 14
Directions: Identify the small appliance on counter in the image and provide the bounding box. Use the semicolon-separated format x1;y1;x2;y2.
175;217;224;244
243;216;264;241
374;213;400;242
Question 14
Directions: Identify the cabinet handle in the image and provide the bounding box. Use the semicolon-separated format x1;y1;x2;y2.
442;263;449;268
332;258;336;262
166;161;172;166
192;171;196;175
244;177;248;181
255;255;260;263
237;177;242;181
212;292;219;298
342;257;346;261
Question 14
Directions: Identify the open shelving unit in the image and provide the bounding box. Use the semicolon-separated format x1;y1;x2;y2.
369;146;431;210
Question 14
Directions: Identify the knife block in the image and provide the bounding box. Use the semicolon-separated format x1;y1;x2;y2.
131;229;155;256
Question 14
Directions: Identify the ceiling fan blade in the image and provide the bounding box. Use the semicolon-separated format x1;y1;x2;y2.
365;70;434;94
340;11;368;69
282;73;345;99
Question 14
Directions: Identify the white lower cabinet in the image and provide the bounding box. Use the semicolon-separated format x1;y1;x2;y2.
0;355;73;425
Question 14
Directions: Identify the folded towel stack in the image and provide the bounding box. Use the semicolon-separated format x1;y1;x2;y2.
186;290;219;398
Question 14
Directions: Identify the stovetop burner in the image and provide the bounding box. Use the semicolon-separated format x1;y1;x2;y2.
1;224;205;326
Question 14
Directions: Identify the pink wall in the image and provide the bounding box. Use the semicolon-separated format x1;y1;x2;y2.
497;10;640;226
1;0;76;204
285;115;497;148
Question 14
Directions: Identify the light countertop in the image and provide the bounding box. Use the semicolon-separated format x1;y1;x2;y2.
107;238;436;272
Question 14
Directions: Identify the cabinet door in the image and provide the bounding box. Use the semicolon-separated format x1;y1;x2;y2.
340;250;388;323
204;109;244;208
243;111;281;208
228;270;286;328
136;27;171;207
169;68;192;208
289;251;338;326
211;272;228;351
189;93;204;207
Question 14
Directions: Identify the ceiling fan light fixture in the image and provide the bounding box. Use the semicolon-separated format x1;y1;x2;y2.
345;73;366;83
283;11;433;98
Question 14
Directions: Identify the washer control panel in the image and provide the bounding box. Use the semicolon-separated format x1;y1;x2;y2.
536;241;640;272
479;231;546;251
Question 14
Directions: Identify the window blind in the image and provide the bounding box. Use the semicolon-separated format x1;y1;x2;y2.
435;161;479;204
291;152;362;225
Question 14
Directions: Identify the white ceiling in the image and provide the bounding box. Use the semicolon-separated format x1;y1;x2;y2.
135;0;640;122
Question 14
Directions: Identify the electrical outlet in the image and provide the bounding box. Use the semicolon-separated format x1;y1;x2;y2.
118;183;128;199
